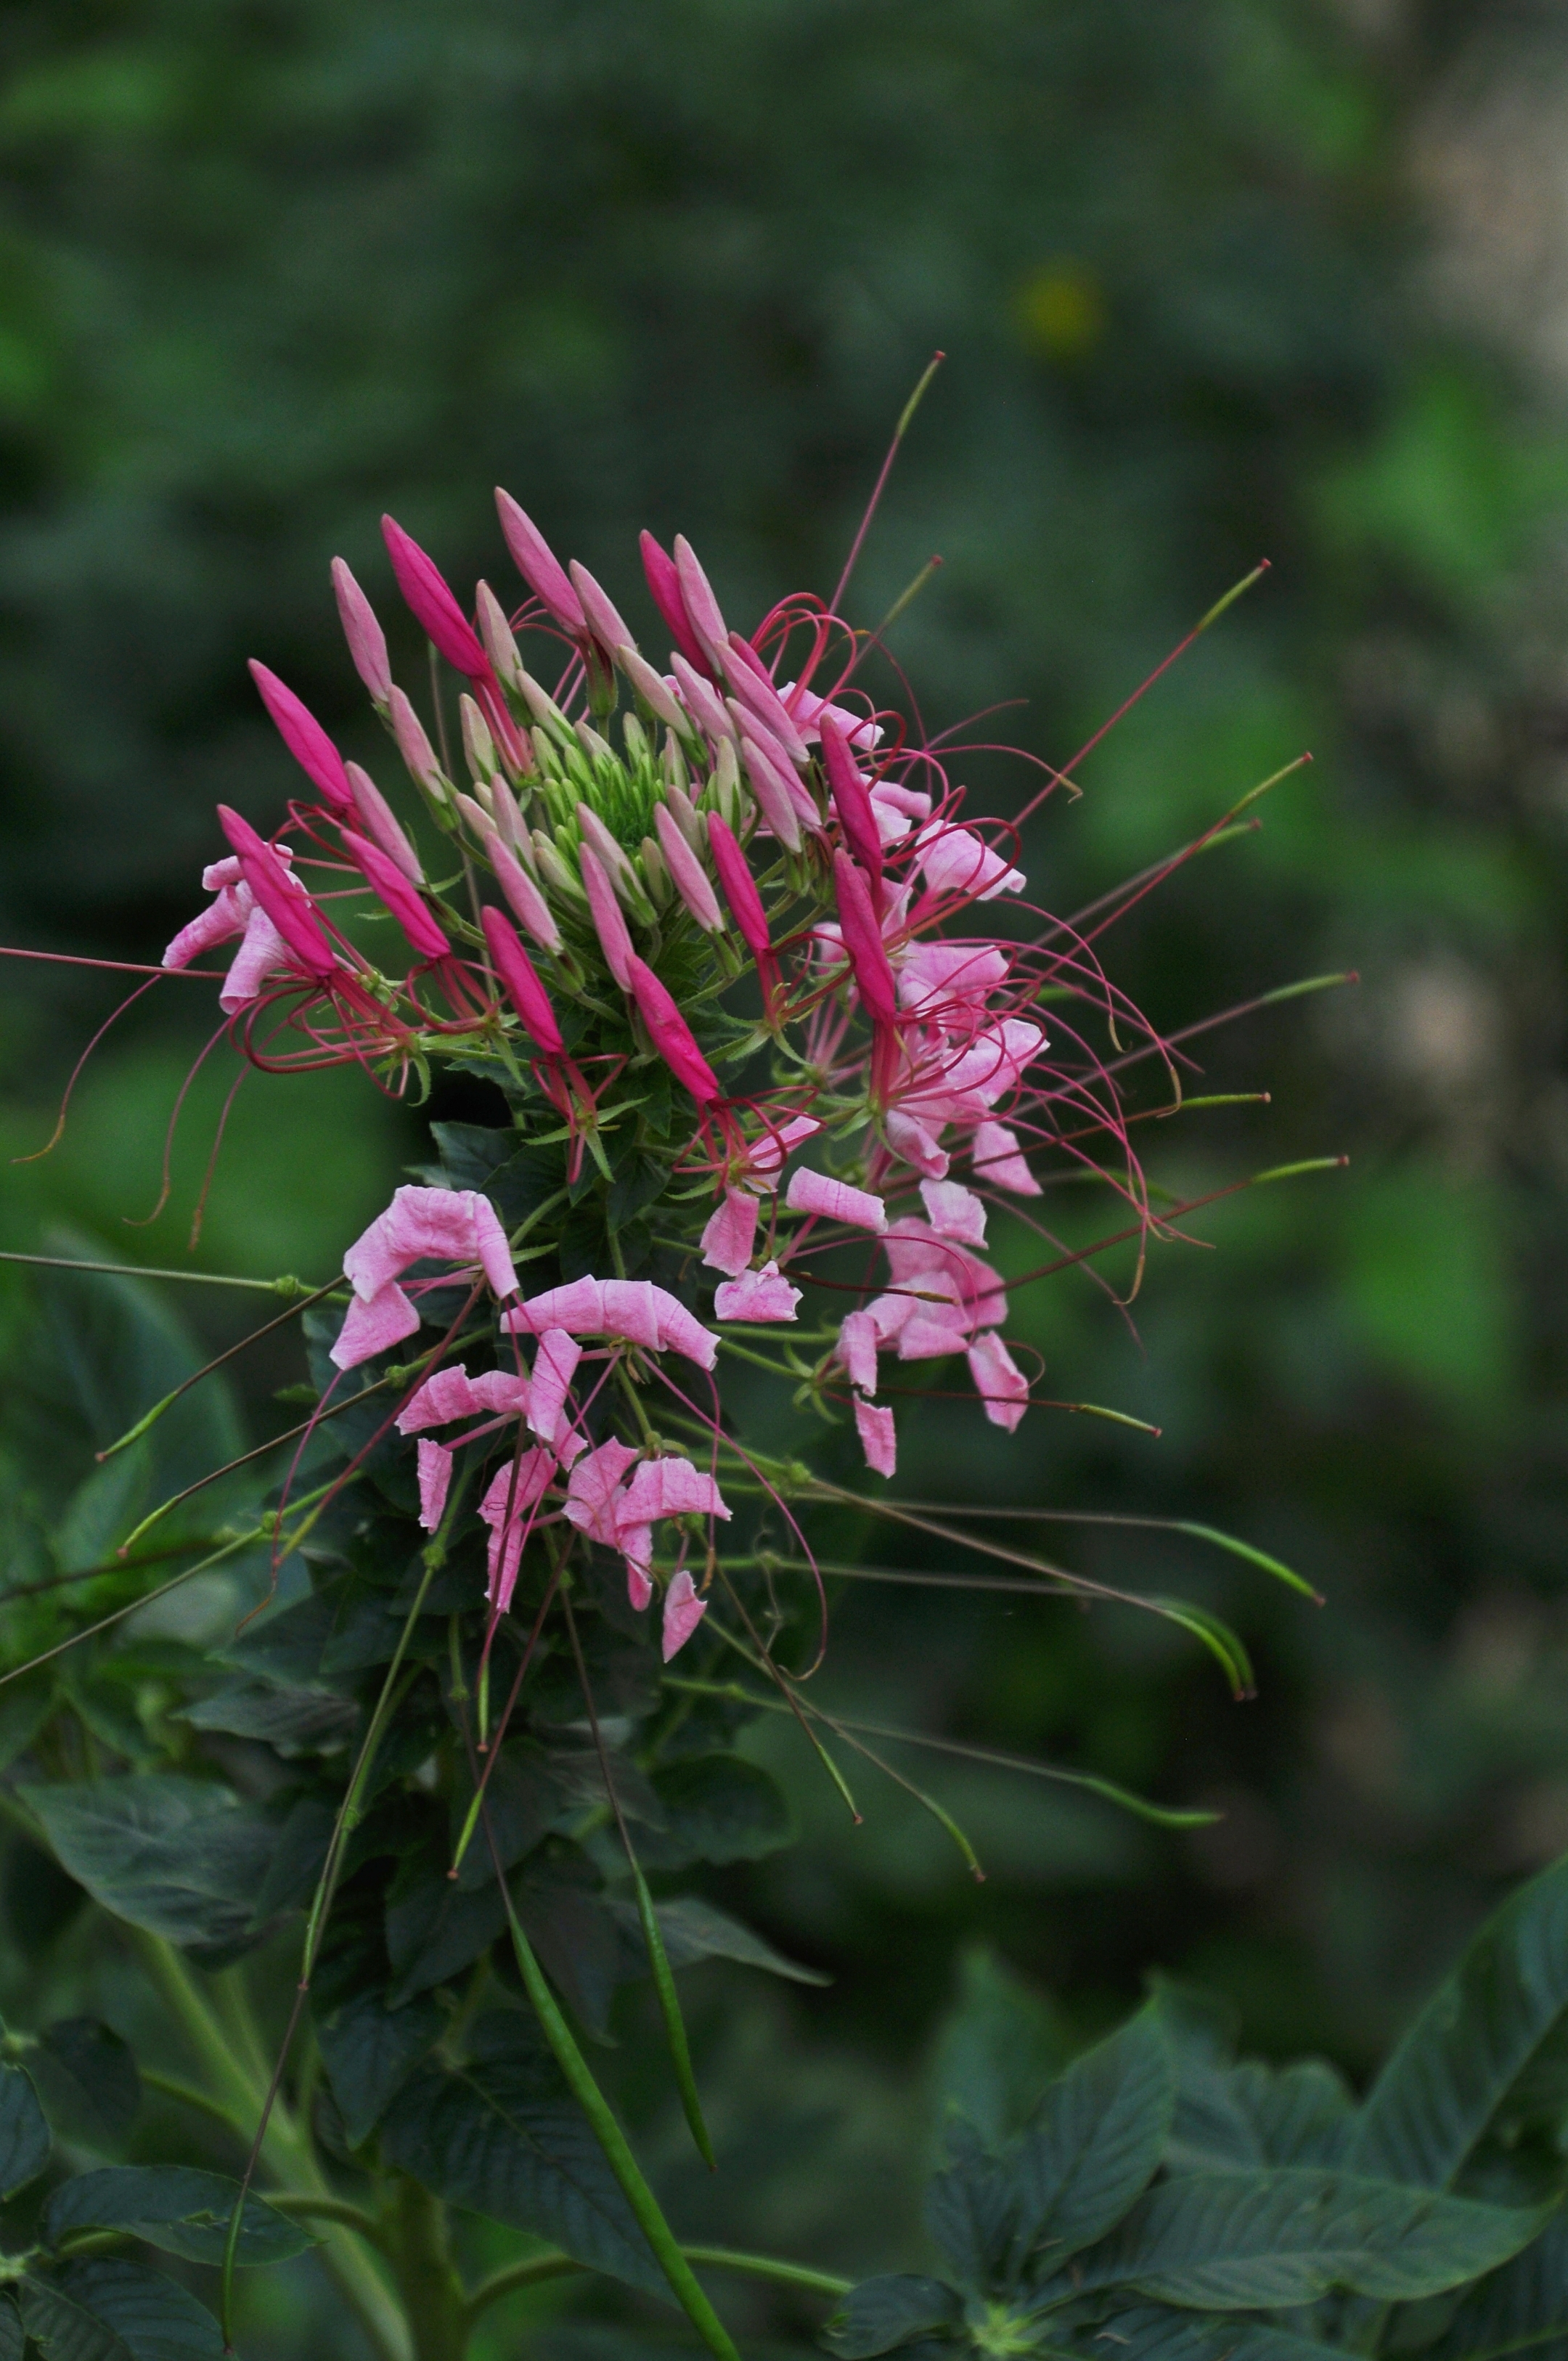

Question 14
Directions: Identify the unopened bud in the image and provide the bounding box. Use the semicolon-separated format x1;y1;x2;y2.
639;834;673;908
517;666;573;735
568;559;635;656
475;581;526;696
658;779;702;852
388;686;454;823
662;732;690;796
460;693;498;783
533;831;585;903
491;774;531;857
711;737;743;829
332;558;392;707
621;710;650;766
530;725;563;780
577;804;655;922
574;719;614;764
619;643;687;730
454;791;493;836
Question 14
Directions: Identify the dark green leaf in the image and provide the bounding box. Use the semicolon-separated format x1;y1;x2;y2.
1425;2211;1568;2361
1167;2055;1355;2173
1350;1850;1568;2190
386;1862;509;2004
633;1755;793;1871
32;2261;221;2361
35;2020;141;2151
929;1946;1074;2156
0;1677;54;1776
644;1896;830;1986
820;2275;964;2357
1048;2302;1372;2361
216;1589;335;1687
451;1746;562;1892
251;1794;336;1920
0;2293;20;2361
380;2026;664;2296
44;2166;315;2266
1070;2169;1548;2308
20;2275;134;2361
1009;2003;1175;2275
315;1991;444;2150
22;1779;277;1952
176;1681;357;1750
0;2060;51;2196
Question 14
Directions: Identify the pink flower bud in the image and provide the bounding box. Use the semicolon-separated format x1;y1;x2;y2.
484;828;561;953
784;1166;887;1233
475;580;526;692
833;852;898;1025
481;905;565;1056
654;802;722;932
706;813;771;966
740;732;803;853
640;530;709;672
216;805;338;981
346;762;422;884
495;489;587;634
380;514;490;680
724;635;810;764
618;643;687;729
331;559;392;706
820;715;883;886
673;535;729;670
625;954;722;1104
343;829;452;961
248;661;353;812
580;844;635;987
388;686;448;800
568;559;635;656
669;652;736;746
576;806;643;912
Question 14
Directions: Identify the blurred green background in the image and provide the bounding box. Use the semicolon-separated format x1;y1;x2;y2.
7;0;1568;2336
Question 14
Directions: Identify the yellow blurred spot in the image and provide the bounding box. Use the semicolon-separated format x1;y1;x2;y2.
1015;264;1106;359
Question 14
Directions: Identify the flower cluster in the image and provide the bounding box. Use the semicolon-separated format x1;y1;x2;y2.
164;494;1145;1655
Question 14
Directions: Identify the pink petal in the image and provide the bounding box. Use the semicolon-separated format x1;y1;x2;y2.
714;1262;800;1322
563;1437;642;1546
219;908;293;1014
624;1551;654;1612
616;1456;729;1528
342;1185;518;1302
884;1109;949;1180
417;1438;453;1532
163;884;250;971
741;1112;821;1191
913;821;1026;902
971;1120;1041;1196
785;1167;887;1233
854;1398;897;1479
330;1284;420;1371
700;1188;759;1278
527;1329;582;1451
837;1309;880;1395
968;1330;1029;1432
661;1567;709;1661
396;1363;483;1433
919;1179;987;1247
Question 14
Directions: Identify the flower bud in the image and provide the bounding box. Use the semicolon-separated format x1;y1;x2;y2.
673;535;730;672
495;489;587;635
820;714;883;886
344;828;452;961
248;661;354;812
618;645;687;731
639;529;709;672
576;804;652;919
621;710;650;764
658;778;702;852
533;831;585;903
711;736;743;830
332;558;392;707
516;667;573;735
484;825;562;953
670;653;735;746
580;844;635;987
662;732;690;796
639;834;674;909
475;580;526;695
460;693;499;783
740;733;803;853
574;719;614;764
626;953;721;1104
655;802;723;933
568;559;635;656
346;761;423;884
724;633;809;764
482;905;565;1056
490;774;530;855
381;514;489;682
388;687;454;820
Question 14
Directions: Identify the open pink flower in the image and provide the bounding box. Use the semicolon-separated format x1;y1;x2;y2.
334;1184;519;1373
163;854;303;1015
912;820;1025;903
396;1363;530;1434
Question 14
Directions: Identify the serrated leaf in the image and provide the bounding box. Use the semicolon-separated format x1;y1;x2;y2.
379;2027;664;2296
44;2166;314;2266
1424;2210;1568;2361
28;2261;221;2361
22;1779;277;1951
1069;2169;1548;2309
930;1946;1074;2156
34;2020;141;2152
315;1991;444;2150
0;2060;51;2195
633;1754;793;1871
820;2275;964;2358
1349;1851;1568;2191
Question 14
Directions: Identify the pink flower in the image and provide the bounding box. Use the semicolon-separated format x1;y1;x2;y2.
967;1330;1029;1432
417;1438;453;1532
332;559;392;707
714;1262;800;1322
833;853;898;1026
701;1188;759;1277
497;490;587;635
483;830;561;953
504;1276;719;1371
780;683;883;750
346;763;422;884
661;1569;708;1660
344;1185;518;1304
248;661;353;813
971;1120;1040;1196
625;955;722;1104
912;820;1026;903
896;941;1010;1024
785;1167;887;1233
343;830;451;961
884;1109;949;1180
331;1284;422;1371
918;1179;987;1247
563;1438;642;1547
639;531;709;673
821;716;883;885
164;856;301;1016
580;844;635;988
216;807;339;984
481;908;565;1056
837;1308;880;1395
526;1329;584;1459
854;1398;897;1479
739;1112;821;1191
381;514;491;682
654;802;723;932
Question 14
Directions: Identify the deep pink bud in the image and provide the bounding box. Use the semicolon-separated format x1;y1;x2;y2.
346;762;422;884
673;536;729;669
833;852;898;1025
639;530;709;672
484;827;561;953
380;515;489;680
568;560;635;656
481;905;565;1055
625;953;722;1104
580;844;635;987
343;829;452;961
216;806;338;980
495;489;587;635
248;661;353;812
820;716;883;886
331;559;392;706
707;813;771;965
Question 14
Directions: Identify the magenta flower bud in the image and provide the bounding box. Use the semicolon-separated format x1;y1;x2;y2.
475;580;526;694
724;635;810;764
639;529;709;672
625;953;722;1104
217;805;338;980
495;488;587;635
740;731;804;853
380;514;490;681
248;661;353;812
673;535;729;670
481;905;565;1056
343;828;452;961
568;559;635;656
346;762;422;884
669;652;735;746
706;812;771;966
580;843;635;987
331;559;392;707
618;644;687;730
484;825;561;953
654;802;723;932
388;686;448;801
833;852;899;1025
820;715;883;886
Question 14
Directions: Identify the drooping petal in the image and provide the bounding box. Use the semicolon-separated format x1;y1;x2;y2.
330;1284;421;1371
854;1398;897;1479
163;886;250;971
884;1108;950;1180
700;1188;759;1277
919;1179;988;1247
563;1437;641;1546
219;908;293;1014
616;1456;730;1528
416;1438;453;1532
661;1568;709;1661
967;1330;1030;1432
740;1112;821;1191
913;821;1026;902
785;1167;887;1233
714;1262;800;1322
971;1120;1041;1196
527;1329;583;1455
837;1309;880;1395
343;1184;518;1302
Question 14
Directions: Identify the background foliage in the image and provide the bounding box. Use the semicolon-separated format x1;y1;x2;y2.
4;0;1568;2348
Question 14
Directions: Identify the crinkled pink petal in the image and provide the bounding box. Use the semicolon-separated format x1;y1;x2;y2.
780;684;883;750
202;856;244;892
968;1331;1030;1432
854;1398;897;1478
741;1113;821;1191
505;1277;717;1371
624;1549;654;1612
479;1447;557;1611
504;1276;605;1337
837;1309;880;1395
563;1438;642;1546
919;1179;988;1247
867;1289;918;1345
650;1294;719;1371
330;1284;420;1371
701;1188;759;1277
661;1567;709;1661
469;1369;531;1416
897;942;1010;1019
914;821;1026;902
527;1329;582;1452
396;1363;485;1434
417;1439;453;1532
971;1120;1041;1196
616;1456;729;1528
219;907;294;1015
870;782;929;843
884;1108;950;1180
163;884;250;971
785;1167;886;1233
714;1263;800;1323
343;1185;518;1303
598;1279;662;1353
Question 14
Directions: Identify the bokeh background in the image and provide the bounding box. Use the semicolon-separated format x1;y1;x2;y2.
7;0;1568;2340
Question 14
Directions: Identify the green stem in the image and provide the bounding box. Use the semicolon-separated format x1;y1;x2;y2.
266;2193;386;2248
388;2176;466;2361
139;2068;249;2139
465;2241;852;2324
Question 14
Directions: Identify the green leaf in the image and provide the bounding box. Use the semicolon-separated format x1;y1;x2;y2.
22;1779;277;1950
633;1754;794;1870
1069;2169;1549;2309
1045;2302;1372;2361
25;2261;221;2361
44;2166;315;2266
0;2059;51;2196
1425;2211;1568;2361
1166;2052;1355;2173
929;1946;1074;2156
1350;1850;1568;2190
0;2293;20;2361
33;2020;142;2152
315;1990;444;2150
646;1896;830;1986
379;2022;666;2296
820;2275;965;2357
175;1681;358;1750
